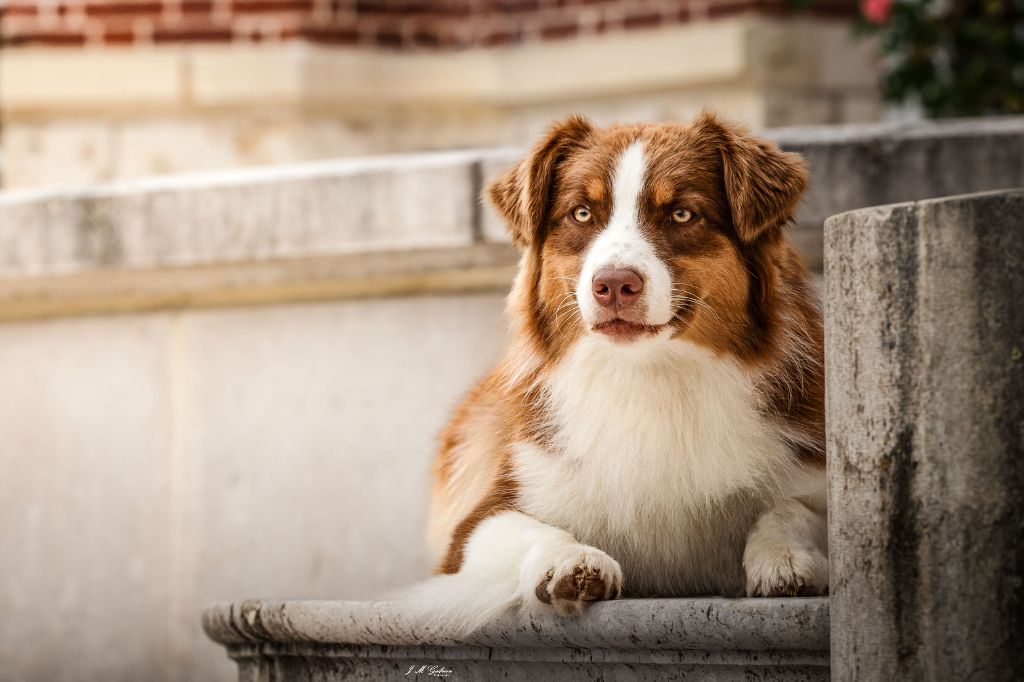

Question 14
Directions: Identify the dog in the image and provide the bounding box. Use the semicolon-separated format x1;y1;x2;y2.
411;112;826;635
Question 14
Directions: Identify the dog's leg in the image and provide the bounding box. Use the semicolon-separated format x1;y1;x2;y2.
403;510;622;637
743;470;829;597
463;511;623;615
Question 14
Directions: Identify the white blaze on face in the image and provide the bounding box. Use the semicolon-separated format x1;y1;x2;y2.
575;139;674;328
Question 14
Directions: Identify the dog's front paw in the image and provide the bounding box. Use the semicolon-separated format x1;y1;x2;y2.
523;544;623;615
744;544;828;597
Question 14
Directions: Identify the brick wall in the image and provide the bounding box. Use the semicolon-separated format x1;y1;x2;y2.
0;0;856;49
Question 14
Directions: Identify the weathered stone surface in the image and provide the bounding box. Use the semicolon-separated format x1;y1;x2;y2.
825;190;1024;681
0;150;483;278
2;117;1023;322
202;597;830;681
777;116;1024;270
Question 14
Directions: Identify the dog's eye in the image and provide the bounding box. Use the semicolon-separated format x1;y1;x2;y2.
572;206;592;223
671;208;695;224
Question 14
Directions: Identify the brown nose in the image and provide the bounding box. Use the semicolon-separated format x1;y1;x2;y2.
592;267;644;309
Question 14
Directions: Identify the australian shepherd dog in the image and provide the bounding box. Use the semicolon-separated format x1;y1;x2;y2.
410;112;826;635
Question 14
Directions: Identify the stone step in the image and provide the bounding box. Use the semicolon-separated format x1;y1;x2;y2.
202;597;829;681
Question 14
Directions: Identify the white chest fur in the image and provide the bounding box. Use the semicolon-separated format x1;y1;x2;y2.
513;335;799;596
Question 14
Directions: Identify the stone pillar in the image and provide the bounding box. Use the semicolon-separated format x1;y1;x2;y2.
825;190;1024;681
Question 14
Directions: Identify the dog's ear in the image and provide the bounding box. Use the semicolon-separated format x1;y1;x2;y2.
488;115;594;248
694;111;807;243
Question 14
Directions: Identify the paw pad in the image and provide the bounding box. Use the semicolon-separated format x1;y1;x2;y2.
535;561;621;606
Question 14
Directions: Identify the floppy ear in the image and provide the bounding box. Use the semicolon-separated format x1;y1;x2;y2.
695;112;807;243
488;115;594;248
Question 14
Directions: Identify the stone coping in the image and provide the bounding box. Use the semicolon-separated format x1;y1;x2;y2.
1;116;1021;320
0;148;501;278
0;147;520;319
768;113;1024;144
201;597;830;652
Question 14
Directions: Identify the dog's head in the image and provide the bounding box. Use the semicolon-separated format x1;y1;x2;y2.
490;113;808;360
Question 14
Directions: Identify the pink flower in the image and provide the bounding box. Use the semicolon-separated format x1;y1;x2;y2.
861;0;892;24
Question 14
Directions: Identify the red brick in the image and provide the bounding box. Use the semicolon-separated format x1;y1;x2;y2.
303;24;358;43
477;26;522;46
85;1;163;16
403;14;458;37
0;0;820;49
540;20;577;39
622;10;661;29
230;0;313;13
355;0;470;16
153;25;233;40
103;29;136;42
179;0;215;12
353;0;415;10
3;30;89;46
475;0;540;13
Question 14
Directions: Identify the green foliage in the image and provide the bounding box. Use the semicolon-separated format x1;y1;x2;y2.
859;0;1024;117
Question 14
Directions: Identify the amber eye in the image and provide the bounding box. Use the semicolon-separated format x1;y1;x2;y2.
572;206;592;223
671;208;695;224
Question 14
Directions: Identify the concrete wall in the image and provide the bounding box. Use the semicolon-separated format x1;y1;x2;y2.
1;116;1022;682
0;295;507;682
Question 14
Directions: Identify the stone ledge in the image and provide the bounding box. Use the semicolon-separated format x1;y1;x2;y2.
0;148;519;319
0;149;487;277
2;116;1021;321
766;116;1024;271
202;598;829;680
0;244;518;322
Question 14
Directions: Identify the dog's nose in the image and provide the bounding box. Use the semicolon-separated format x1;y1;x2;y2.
592;267;644;309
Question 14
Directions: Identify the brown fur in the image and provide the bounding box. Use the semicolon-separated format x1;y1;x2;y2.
432;113;824;574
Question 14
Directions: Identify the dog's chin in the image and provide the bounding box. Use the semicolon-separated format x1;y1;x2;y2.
591;319;665;343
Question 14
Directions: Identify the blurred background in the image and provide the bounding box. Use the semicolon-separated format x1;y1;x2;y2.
2;0;883;187
1;0;1022;680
